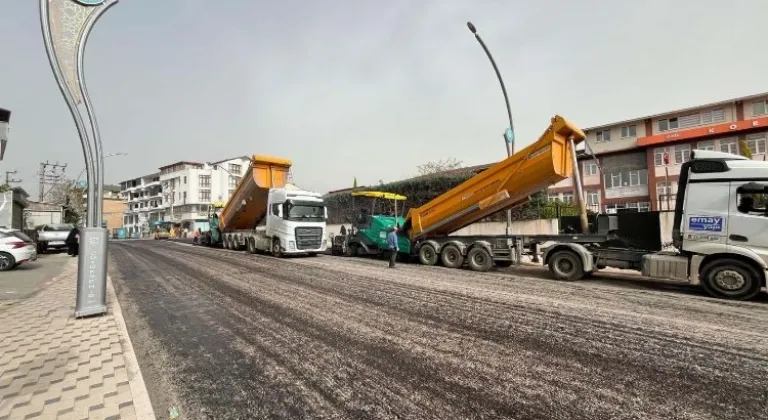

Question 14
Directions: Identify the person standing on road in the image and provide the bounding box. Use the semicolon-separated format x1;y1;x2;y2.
65;226;79;257
387;225;399;268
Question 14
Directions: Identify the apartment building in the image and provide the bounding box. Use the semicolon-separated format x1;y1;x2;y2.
547;91;768;213
119;156;250;235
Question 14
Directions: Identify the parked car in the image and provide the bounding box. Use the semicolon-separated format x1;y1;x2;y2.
0;228;37;271
35;223;74;253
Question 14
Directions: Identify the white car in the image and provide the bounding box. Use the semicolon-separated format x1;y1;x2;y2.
0;228;37;271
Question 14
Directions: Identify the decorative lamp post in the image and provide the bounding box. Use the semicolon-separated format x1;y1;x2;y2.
40;0;119;318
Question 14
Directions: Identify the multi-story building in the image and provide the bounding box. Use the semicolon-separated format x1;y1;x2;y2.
547;91;768;213
119;155;250;236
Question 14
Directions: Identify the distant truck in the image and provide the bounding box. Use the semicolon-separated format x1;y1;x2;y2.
200;155;328;256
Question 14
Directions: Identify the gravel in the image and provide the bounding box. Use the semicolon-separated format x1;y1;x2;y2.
108;240;768;420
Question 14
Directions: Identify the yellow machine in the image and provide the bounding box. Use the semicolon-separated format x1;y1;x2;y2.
403;115;585;241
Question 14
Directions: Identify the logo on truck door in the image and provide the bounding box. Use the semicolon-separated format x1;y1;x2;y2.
688;216;724;232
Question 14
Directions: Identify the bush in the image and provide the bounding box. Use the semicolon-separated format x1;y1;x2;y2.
325;172;580;225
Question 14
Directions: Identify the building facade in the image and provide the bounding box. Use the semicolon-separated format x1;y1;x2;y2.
547;92;768;213
119;156;250;236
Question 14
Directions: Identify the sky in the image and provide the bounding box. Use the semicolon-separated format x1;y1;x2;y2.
1;0;767;199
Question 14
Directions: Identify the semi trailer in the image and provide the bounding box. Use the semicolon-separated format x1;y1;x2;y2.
200;155;328;256
335;115;768;300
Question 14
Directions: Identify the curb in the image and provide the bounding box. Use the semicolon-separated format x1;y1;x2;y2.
107;275;157;419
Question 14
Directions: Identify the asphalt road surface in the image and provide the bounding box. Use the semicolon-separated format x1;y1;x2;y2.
109;240;768;420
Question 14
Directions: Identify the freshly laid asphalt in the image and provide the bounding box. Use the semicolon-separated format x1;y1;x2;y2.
109;240;768;420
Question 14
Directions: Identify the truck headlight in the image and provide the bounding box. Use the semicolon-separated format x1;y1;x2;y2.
289;241;295;250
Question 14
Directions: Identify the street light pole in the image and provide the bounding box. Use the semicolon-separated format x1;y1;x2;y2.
467;21;515;236
75;152;127;184
41;0;119;318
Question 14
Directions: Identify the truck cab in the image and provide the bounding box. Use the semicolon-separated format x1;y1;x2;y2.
257;185;328;255
545;149;768;300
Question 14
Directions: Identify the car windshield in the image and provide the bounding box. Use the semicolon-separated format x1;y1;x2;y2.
43;224;73;232
285;203;325;221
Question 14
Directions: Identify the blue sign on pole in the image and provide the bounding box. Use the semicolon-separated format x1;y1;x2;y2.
504;127;515;143
77;180;87;189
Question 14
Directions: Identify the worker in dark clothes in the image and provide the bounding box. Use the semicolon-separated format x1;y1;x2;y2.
66;226;80;257
386;225;399;268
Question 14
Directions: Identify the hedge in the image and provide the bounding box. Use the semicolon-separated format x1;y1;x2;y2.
325;172;580;225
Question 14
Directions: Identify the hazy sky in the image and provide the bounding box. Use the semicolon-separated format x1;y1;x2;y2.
2;0;767;198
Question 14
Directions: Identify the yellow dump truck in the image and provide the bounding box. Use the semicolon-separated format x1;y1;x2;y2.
202;155;328;256
394;115;606;271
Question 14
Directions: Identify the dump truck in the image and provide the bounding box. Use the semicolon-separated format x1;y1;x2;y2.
340;115;768;300
201;155;328;256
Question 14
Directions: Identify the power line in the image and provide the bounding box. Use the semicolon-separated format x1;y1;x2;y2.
38;160;67;202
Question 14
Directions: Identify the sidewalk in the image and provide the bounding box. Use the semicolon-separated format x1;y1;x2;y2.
0;259;155;420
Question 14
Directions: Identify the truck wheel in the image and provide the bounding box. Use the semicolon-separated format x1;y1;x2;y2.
548;250;584;281
467;247;493;272
701;258;762;300
343;243;356;257
440;245;464;269
247;238;257;254
272;239;283;258
419;244;439;266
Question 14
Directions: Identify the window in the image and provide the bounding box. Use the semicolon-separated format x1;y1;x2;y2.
656;181;672;196
583;162;598;176
548;194;559;203
596;130;611;142
183;192;187;203
229;164;242;175
604;169;648;189
586;191;600;206
228;189;235;197
199;190;210;202
699;109;726;125
674;144;691;164
752;100;768;117
746;133;767;155
720;139;738;155
697;140;714;151
605;202;650;213
654;148;669;166
271;203;280;216
620;125;636;138
228;176;239;188
199;175;211;187
561;192;574;203
736;183;768;215
658;117;679;132
183;176;187;184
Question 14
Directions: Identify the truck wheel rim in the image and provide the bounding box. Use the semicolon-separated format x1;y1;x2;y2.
473;252;486;265
714;269;746;291
556;258;574;276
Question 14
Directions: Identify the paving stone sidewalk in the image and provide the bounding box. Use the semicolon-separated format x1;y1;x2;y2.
0;259;155;420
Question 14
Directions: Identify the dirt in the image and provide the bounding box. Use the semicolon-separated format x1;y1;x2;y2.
108;240;768;420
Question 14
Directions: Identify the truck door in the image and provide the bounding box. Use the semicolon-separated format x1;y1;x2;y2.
681;181;730;249
726;181;768;265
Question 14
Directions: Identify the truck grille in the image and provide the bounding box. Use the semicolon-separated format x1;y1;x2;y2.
295;227;323;250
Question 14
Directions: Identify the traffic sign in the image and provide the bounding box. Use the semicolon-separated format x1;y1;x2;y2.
77;180;87;189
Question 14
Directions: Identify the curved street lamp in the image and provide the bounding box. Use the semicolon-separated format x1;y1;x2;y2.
75;152;128;185
466;21;515;237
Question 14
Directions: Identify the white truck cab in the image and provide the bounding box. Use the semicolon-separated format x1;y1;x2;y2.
255;184;328;255
544;149;768;300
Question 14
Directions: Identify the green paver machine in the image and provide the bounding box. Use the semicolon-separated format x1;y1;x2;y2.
331;190;412;257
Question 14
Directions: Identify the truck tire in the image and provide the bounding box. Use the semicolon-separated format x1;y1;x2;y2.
467;247;493;272
700;258;762;300
419;244;439;266
247;238;257;254
440;245;464;269
548;250;584;281
272;239;283;258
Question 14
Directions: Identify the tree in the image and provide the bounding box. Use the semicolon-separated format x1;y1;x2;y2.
416;157;465;176
47;180;86;225
740;139;753;160
353;177;358;189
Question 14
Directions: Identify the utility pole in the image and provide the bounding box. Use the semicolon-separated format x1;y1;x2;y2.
38;160;68;202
